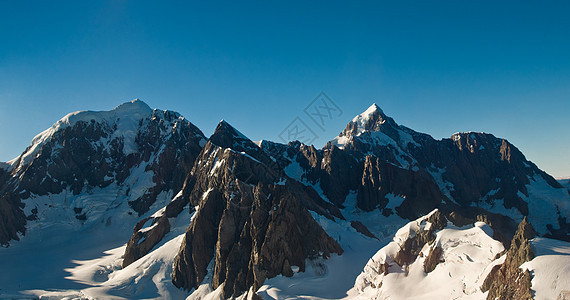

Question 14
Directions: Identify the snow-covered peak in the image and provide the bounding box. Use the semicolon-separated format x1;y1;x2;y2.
336;102;397;140
253;140;263;148
328;103;420;152
57;99;153;127
9;99;155;168
112;99;152;114
359;102;382;120
347;103;386;135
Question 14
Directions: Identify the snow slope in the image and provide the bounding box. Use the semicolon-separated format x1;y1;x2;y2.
348;215;504;300
0;99;205;298
256;192;408;300
5;203;568;300
520;174;570;235
558;178;570;192
1;101;569;299
1;193;194;299
346;211;570;300
521;237;570;300
0;164;172;295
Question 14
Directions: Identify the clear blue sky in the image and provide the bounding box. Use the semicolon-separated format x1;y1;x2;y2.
1;1;569;177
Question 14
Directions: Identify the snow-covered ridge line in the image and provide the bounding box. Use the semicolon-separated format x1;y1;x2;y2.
331;103;508;149
451;131;489;136
8;99;154;168
349;211;505;300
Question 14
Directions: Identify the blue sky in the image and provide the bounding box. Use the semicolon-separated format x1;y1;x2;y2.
1;1;569;177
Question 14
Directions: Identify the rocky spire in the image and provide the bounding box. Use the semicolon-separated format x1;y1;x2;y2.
209;120;281;172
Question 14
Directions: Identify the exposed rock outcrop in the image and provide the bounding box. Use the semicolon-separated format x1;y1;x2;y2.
358;155;444;218
423;245;444;273
481;217;536;300
261;104;568;239
443;208;518;248
122;169;198;268
122;215;171;267
0;100;206;246
2;100;568;299
350;220;378;240
9;101;204;212
127;109;206;214
171;123;343;298
0;191;26;246
0;167;26;246
394;210;447;267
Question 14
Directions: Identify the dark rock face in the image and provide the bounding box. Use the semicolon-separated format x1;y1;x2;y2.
260;140;362;207
11;120;122;197
122;135;206;268
358;155;444;218
0;192;26;246
0;167;27;246
122;215;171;267
350;220;377;240
482;217;536;300
2;101;568;297
545;217;570;242
10;103;204;211
127;109;206;214
0;100;206;246
393;210;447;267
261;104;567;239
209;121;279;171
442;208;518;249
423;245;444;273
171;126;343;298
423;134;534;212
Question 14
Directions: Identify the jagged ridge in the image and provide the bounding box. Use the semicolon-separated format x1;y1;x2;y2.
1;100;568;300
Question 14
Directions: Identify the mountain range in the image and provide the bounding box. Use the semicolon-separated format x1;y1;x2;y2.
0;99;568;299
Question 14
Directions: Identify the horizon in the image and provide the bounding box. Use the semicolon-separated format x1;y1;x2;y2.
4;97;569;179
1;1;569;177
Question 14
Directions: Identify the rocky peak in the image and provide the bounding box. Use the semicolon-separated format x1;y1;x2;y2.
171;138;343;298
450;132;498;151
151;108;182;123
328;103;420;153
9;99;154;172
209;120;280;172
210;120;254;149
339;103;396;137
209;120;261;156
0;100;207;246
111;98;153;114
